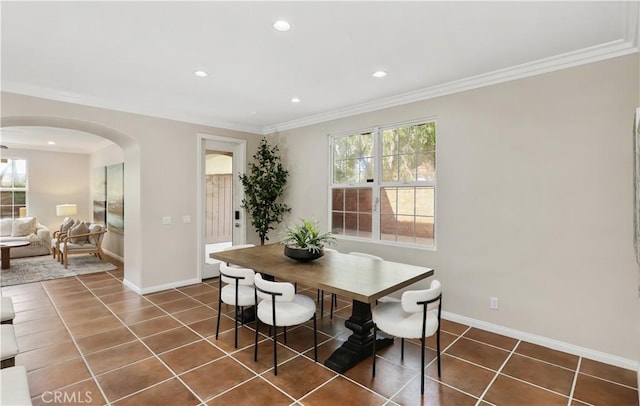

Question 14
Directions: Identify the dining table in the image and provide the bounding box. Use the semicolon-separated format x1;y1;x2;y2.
209;243;434;373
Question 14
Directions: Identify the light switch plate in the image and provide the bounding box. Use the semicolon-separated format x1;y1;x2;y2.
162;216;172;225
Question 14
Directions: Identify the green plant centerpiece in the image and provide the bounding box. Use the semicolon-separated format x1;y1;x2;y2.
240;137;291;245
281;219;336;262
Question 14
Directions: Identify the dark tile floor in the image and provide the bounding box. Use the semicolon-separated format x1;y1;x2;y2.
2;257;638;405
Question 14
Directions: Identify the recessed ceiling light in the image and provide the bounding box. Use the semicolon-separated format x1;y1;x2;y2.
47;141;55;145
290;97;301;103
193;70;208;78
273;20;291;32
372;70;387;78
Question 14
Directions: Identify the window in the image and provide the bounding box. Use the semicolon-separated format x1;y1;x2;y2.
0;159;27;218
330;120;436;247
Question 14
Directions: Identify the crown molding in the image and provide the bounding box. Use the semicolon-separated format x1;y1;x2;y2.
626;0;640;49
0;82;264;135
3;35;637;138
264;39;638;134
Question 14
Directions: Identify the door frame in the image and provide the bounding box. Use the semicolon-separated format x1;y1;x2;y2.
196;133;247;281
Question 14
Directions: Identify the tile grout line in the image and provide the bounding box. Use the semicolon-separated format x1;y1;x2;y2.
177;295;333;403
39;277;112;406
578;370;640;391
386;325;482;403
129;286;285;404
498;369;575;400
70;276;208;405
567;357;582;405
475;339;521;405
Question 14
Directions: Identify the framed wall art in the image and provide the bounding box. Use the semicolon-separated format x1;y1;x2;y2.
92;166;106;225
107;162;124;234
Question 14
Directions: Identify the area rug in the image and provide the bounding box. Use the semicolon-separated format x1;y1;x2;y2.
1;255;117;287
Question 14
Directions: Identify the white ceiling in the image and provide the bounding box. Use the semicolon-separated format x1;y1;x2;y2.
0;126;113;154
1;1;638;152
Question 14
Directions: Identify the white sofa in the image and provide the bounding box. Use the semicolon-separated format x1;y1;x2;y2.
0;217;51;258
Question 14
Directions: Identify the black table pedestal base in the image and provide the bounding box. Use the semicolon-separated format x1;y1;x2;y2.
236;306;256;324
324;300;392;374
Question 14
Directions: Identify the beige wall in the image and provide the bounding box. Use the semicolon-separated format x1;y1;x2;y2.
1;92;259;291
274;54;640;363
2;148;90;232
1;53;638;367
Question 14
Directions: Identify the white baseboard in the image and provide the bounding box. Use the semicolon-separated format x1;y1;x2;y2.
122;278;140;294
103;249;123;263
123;277;201;295
443;311;639;371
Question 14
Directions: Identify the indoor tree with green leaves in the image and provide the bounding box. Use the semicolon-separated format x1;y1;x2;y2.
240;137;291;245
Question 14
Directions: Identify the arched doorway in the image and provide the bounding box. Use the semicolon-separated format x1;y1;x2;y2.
1;116;140;286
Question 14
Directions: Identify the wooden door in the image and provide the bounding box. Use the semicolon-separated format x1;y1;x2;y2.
205;174;233;244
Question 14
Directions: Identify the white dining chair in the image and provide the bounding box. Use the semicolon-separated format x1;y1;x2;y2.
215;261;257;348
253;273;318;375
372;279;442;395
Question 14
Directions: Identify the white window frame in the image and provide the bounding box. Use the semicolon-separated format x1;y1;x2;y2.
328;118;436;249
0;158;28;219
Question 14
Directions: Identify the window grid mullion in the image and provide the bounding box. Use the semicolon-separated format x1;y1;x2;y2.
330;120;435;248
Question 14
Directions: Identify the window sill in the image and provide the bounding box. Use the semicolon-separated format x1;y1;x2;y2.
333;234;437;252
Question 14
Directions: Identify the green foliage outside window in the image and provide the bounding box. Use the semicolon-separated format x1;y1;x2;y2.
0;159;27;218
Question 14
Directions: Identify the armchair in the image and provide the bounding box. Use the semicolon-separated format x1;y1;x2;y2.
58;224;107;269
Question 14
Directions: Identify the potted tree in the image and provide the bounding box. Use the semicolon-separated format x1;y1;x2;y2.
239;137;291;245
281;218;336;261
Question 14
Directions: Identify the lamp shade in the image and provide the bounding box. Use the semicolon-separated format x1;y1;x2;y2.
56;204;77;217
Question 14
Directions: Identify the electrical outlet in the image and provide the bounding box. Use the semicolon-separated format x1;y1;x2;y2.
162;216;172;225
490;297;499;310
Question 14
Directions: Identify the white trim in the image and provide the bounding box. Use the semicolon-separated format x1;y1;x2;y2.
3;39;637;137
122;278;141;294
625;1;640;49
196;134;247;283
4;40;636;137
264;40;637;134
102;248;123;263
124;277;201;295
1;81;264;135
443;311;639;372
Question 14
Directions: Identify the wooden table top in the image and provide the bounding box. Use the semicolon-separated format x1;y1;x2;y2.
209;244;434;304
0;241;31;248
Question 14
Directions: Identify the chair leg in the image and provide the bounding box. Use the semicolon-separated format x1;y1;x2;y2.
215;280;222;340
320;290;325;317
233;306;239;348
401;338;405;360
437;327;441;377
271;304;278;375
254;314;259;362
421;336;425;395
330;294;336;319
272;324;278;376
372;324;377;377
313;313;318;362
